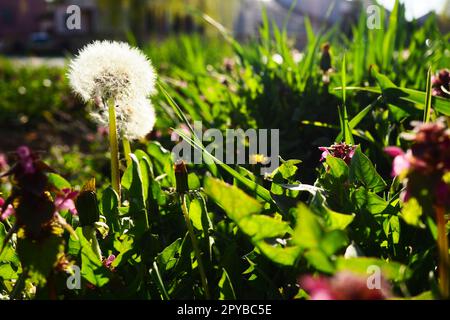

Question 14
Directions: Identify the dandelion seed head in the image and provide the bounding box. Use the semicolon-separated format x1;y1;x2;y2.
90;97;156;140
67;40;156;103
122;98;156;140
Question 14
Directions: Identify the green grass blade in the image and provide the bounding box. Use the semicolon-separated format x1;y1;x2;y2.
173;129;275;205
424;67;433;122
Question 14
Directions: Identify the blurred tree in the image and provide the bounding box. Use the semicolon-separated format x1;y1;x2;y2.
96;0;240;43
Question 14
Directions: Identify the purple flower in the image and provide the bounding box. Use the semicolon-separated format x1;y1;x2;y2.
103;254;116;269
319;143;357;165
54;188;78;215
16;146;36;175
300;272;391;300
384;147;411;177
385;118;450;209
432;69;450;97
0;197;15;221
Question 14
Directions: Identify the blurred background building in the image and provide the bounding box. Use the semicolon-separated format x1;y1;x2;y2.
0;0;449;54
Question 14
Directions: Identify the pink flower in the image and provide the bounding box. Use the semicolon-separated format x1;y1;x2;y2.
319;143;357;165
384;147;411;177
300;272;391;300
431;69;450;97
0;197;15;221
170;124;191;142
55;188;78;215
16;146;36;174
384;146;404;158
103;254;116;269
318;147;330;162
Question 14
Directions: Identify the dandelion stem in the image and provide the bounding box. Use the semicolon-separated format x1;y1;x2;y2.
436;205;449;299
180;194;210;299
123;137;132;167
108;100;121;202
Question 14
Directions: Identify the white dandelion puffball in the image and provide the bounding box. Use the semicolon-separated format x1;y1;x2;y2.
67;40;156;102
122;98;156;140
90;97;156;140
67;40;157;140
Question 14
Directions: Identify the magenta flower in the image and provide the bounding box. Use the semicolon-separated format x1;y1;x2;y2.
54;188;78;215
384;147;411;177
385;118;450;209
300;272;391;300
0;197;15;221
103;254;116;269
319;143;357;165
431;69;450;98
16;146;36;175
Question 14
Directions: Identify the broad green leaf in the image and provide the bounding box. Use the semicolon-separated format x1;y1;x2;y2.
239;215;291;242
324;210;355;230
74;228;109;287
401;197;425;228
352;188;389;214
293;203;323;249
349;147;386;192
326;156;349;181
0;264;17;280
101;187;120;232
304;249;335;273
256;243;301;266
47;173;71;190
204;177;262;221
320;230;348;256
156;238;182;273
204;177;298;266
335;257;411;282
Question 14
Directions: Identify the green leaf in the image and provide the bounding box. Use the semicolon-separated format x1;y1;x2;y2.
101;187;120;232
304;249;335;273
324;210;355;230
326;156;349;181
368;66;450;116
218;268;236;300
352;188;389;214
401;197;425;228
335;257;411;282
156;238;182;273
293;203;322;249
0;223;19;265
73;228;109;287
189;198;203;231
349;147;386;192
239;215;291;242
204;177;262;221
47;173;71;190
17;234;64;287
204;177;298;266
0;264;17;280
